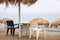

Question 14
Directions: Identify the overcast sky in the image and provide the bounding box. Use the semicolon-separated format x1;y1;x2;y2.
0;0;60;23
21;0;60;14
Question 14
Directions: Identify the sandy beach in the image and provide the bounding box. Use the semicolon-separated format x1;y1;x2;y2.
0;24;60;40
0;27;60;40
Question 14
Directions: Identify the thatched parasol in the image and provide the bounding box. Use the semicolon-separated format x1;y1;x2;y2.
0;18;5;23
50;18;60;28
0;0;37;37
0;18;11;24
29;18;50;27
0;0;37;7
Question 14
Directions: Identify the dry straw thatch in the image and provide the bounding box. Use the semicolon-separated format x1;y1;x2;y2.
29;18;50;27
0;0;37;7
50;18;60;28
0;18;11;24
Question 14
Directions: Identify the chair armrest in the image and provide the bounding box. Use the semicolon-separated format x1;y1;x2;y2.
14;24;19;28
14;24;19;25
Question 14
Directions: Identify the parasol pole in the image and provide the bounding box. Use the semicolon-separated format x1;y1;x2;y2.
18;2;21;38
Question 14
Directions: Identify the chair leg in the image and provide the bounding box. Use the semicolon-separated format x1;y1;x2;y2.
36;30;39;40
29;30;32;39
11;29;12;35
12;29;15;36
6;28;9;36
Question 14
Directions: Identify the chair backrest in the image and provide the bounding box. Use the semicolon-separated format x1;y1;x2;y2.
6;20;14;26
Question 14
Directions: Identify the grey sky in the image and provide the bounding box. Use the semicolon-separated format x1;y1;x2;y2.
21;0;60;14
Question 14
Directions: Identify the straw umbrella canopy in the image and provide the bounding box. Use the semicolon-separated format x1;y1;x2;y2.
0;18;11;24
0;19;4;24
29;18;50;27
0;0;37;7
1;18;11;24
0;0;37;37
50;18;60;28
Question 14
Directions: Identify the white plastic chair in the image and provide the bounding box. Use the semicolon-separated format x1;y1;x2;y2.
29;26;46;40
